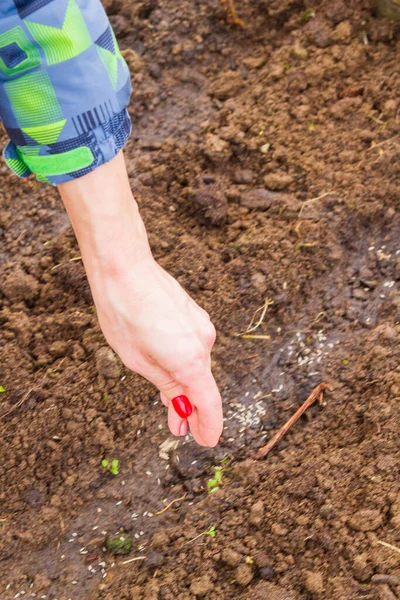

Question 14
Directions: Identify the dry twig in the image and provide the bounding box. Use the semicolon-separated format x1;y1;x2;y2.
51;256;82;271
220;0;245;27
234;297;273;338
257;383;329;458
366;134;399;152
121;556;147;565
298;192;334;218
155;493;187;516
377;540;400;555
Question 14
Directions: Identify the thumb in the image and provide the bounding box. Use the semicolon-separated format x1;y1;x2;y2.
138;362;190;438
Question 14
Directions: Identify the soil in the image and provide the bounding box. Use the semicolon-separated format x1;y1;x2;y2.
0;1;399;599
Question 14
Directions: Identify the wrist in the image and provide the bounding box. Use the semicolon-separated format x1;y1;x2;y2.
58;152;153;276
76;205;152;277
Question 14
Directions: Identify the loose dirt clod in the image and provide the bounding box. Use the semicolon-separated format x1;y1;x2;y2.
303;571;324;595
221;547;243;567
95;347;121;379
236;563;254;586
348;509;384;532
249;499;265;526
1;1;399;598
190;575;214;597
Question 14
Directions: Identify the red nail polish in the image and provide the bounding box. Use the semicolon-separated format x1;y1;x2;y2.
172;395;193;419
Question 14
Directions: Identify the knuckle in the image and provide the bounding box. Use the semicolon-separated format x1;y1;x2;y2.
205;323;216;345
173;348;208;379
158;378;179;394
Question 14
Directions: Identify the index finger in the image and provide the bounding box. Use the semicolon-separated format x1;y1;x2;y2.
184;371;223;447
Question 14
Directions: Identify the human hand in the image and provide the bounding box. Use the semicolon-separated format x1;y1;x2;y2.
58;152;223;447
92;257;222;447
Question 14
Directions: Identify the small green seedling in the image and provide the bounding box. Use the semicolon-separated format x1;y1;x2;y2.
106;532;132;555
300;8;315;22
101;458;119;475
0;386;5;393
204;525;217;538
207;466;223;493
245;556;254;565
186;525;217;544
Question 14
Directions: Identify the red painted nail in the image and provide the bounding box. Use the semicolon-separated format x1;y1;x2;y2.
172;395;193;419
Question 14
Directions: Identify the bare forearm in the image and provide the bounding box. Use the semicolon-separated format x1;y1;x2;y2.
57;152;222;447
58;152;152;279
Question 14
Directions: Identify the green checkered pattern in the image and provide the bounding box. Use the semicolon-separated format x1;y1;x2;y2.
0;0;132;185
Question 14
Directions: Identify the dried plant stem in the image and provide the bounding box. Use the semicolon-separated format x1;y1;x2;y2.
257;383;329;458
155;494;187;516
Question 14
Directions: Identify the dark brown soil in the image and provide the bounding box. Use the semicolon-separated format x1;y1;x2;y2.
1;1;399;599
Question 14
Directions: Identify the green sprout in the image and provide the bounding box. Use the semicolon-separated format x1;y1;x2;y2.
300;8;315;22
0;386;5;393
101;458;119;475
187;525;217;544
204;525;217;538
106;532;132;555
220;455;230;466
207;466;223;493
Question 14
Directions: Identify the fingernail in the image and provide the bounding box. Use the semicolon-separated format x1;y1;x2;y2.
172;395;193;419
179;421;188;436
